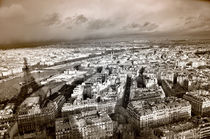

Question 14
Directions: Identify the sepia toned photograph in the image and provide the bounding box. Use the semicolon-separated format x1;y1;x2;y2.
0;0;210;139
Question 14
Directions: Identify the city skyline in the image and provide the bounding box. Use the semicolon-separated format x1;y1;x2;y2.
0;40;209;138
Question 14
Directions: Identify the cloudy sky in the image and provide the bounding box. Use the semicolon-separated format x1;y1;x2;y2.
0;0;210;44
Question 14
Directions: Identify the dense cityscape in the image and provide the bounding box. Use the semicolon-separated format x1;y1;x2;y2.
0;40;210;139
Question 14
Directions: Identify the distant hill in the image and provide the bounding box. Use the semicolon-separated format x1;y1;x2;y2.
1;31;210;49
0;41;63;49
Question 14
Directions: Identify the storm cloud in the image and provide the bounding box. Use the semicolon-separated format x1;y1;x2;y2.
0;0;210;44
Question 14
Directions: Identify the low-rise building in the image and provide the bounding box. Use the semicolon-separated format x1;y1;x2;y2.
127;97;191;129
154;117;210;139
56;110;114;139
62;100;116;117
183;90;210;115
0;103;15;124
154;121;199;139
17;96;57;135
130;85;165;101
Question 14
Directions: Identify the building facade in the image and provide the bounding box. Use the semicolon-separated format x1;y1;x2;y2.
183;90;210;116
127;97;191;129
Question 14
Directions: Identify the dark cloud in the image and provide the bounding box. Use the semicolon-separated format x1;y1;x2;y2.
74;15;88;25
43;13;61;26
123;22;158;32
143;22;150;27
198;0;210;2
87;19;114;30
64;14;88;30
181;15;210;32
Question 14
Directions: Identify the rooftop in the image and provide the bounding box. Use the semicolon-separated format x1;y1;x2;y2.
185;90;210;102
71;111;112;128
19;96;41;116
128;97;190;116
157;121;196;134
